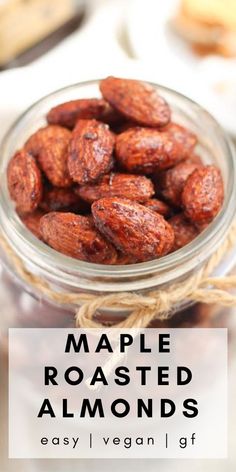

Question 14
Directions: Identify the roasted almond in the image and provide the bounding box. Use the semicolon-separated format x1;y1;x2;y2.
47;98;121;129
25;125;72;187
40;212;117;264
92;197;174;261
100;77;171;127
7;149;43;214
68;119;115;185
182;165;224;224
75;172;154;203
115;127;189;174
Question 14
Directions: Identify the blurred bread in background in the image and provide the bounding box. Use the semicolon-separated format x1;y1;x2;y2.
172;0;236;57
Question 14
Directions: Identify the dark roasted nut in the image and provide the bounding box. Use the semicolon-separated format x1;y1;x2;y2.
40;187;86;213
92;197;174;261
100;77;171;127
182;165;224;224
47;98;121;129
20;210;46;239
75;172;154;203
25;125;72;187
143;198;171;217
7;150;43;214
68;119;115;185
161;122;197;156
159;160;201;206
40;212;117;264
115;127;188;174
169;213;199;251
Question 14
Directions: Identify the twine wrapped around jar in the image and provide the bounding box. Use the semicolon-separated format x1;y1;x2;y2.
1;220;236;329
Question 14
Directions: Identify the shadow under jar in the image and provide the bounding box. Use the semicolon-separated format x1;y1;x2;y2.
0;80;236;331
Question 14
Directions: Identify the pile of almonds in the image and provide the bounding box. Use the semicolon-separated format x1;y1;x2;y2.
7;77;224;264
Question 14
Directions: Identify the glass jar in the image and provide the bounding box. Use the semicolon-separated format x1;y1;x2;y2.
0;80;236;332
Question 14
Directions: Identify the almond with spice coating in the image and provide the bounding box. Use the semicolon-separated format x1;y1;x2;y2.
92;197;174;262
40;212;118;264
115;127;191;174
47;98;121;129
25;125;72;187
68;119;115;185
75;172;154;203
182;165;224;224
100;77;171;127
7;149;43;214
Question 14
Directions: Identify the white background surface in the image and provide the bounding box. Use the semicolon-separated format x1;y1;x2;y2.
0;0;236;470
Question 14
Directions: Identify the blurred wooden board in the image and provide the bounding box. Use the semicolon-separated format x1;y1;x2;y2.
0;0;79;66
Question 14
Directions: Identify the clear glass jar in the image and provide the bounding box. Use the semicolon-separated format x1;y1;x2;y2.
0;80;236;331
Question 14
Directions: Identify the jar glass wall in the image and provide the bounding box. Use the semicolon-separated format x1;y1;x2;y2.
0;80;236;328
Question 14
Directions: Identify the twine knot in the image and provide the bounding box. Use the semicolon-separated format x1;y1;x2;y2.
0;220;236;329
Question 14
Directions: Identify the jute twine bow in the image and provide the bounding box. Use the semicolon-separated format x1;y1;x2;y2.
1;221;236;329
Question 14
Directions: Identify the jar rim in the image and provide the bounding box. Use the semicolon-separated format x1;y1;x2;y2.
0;79;236;293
